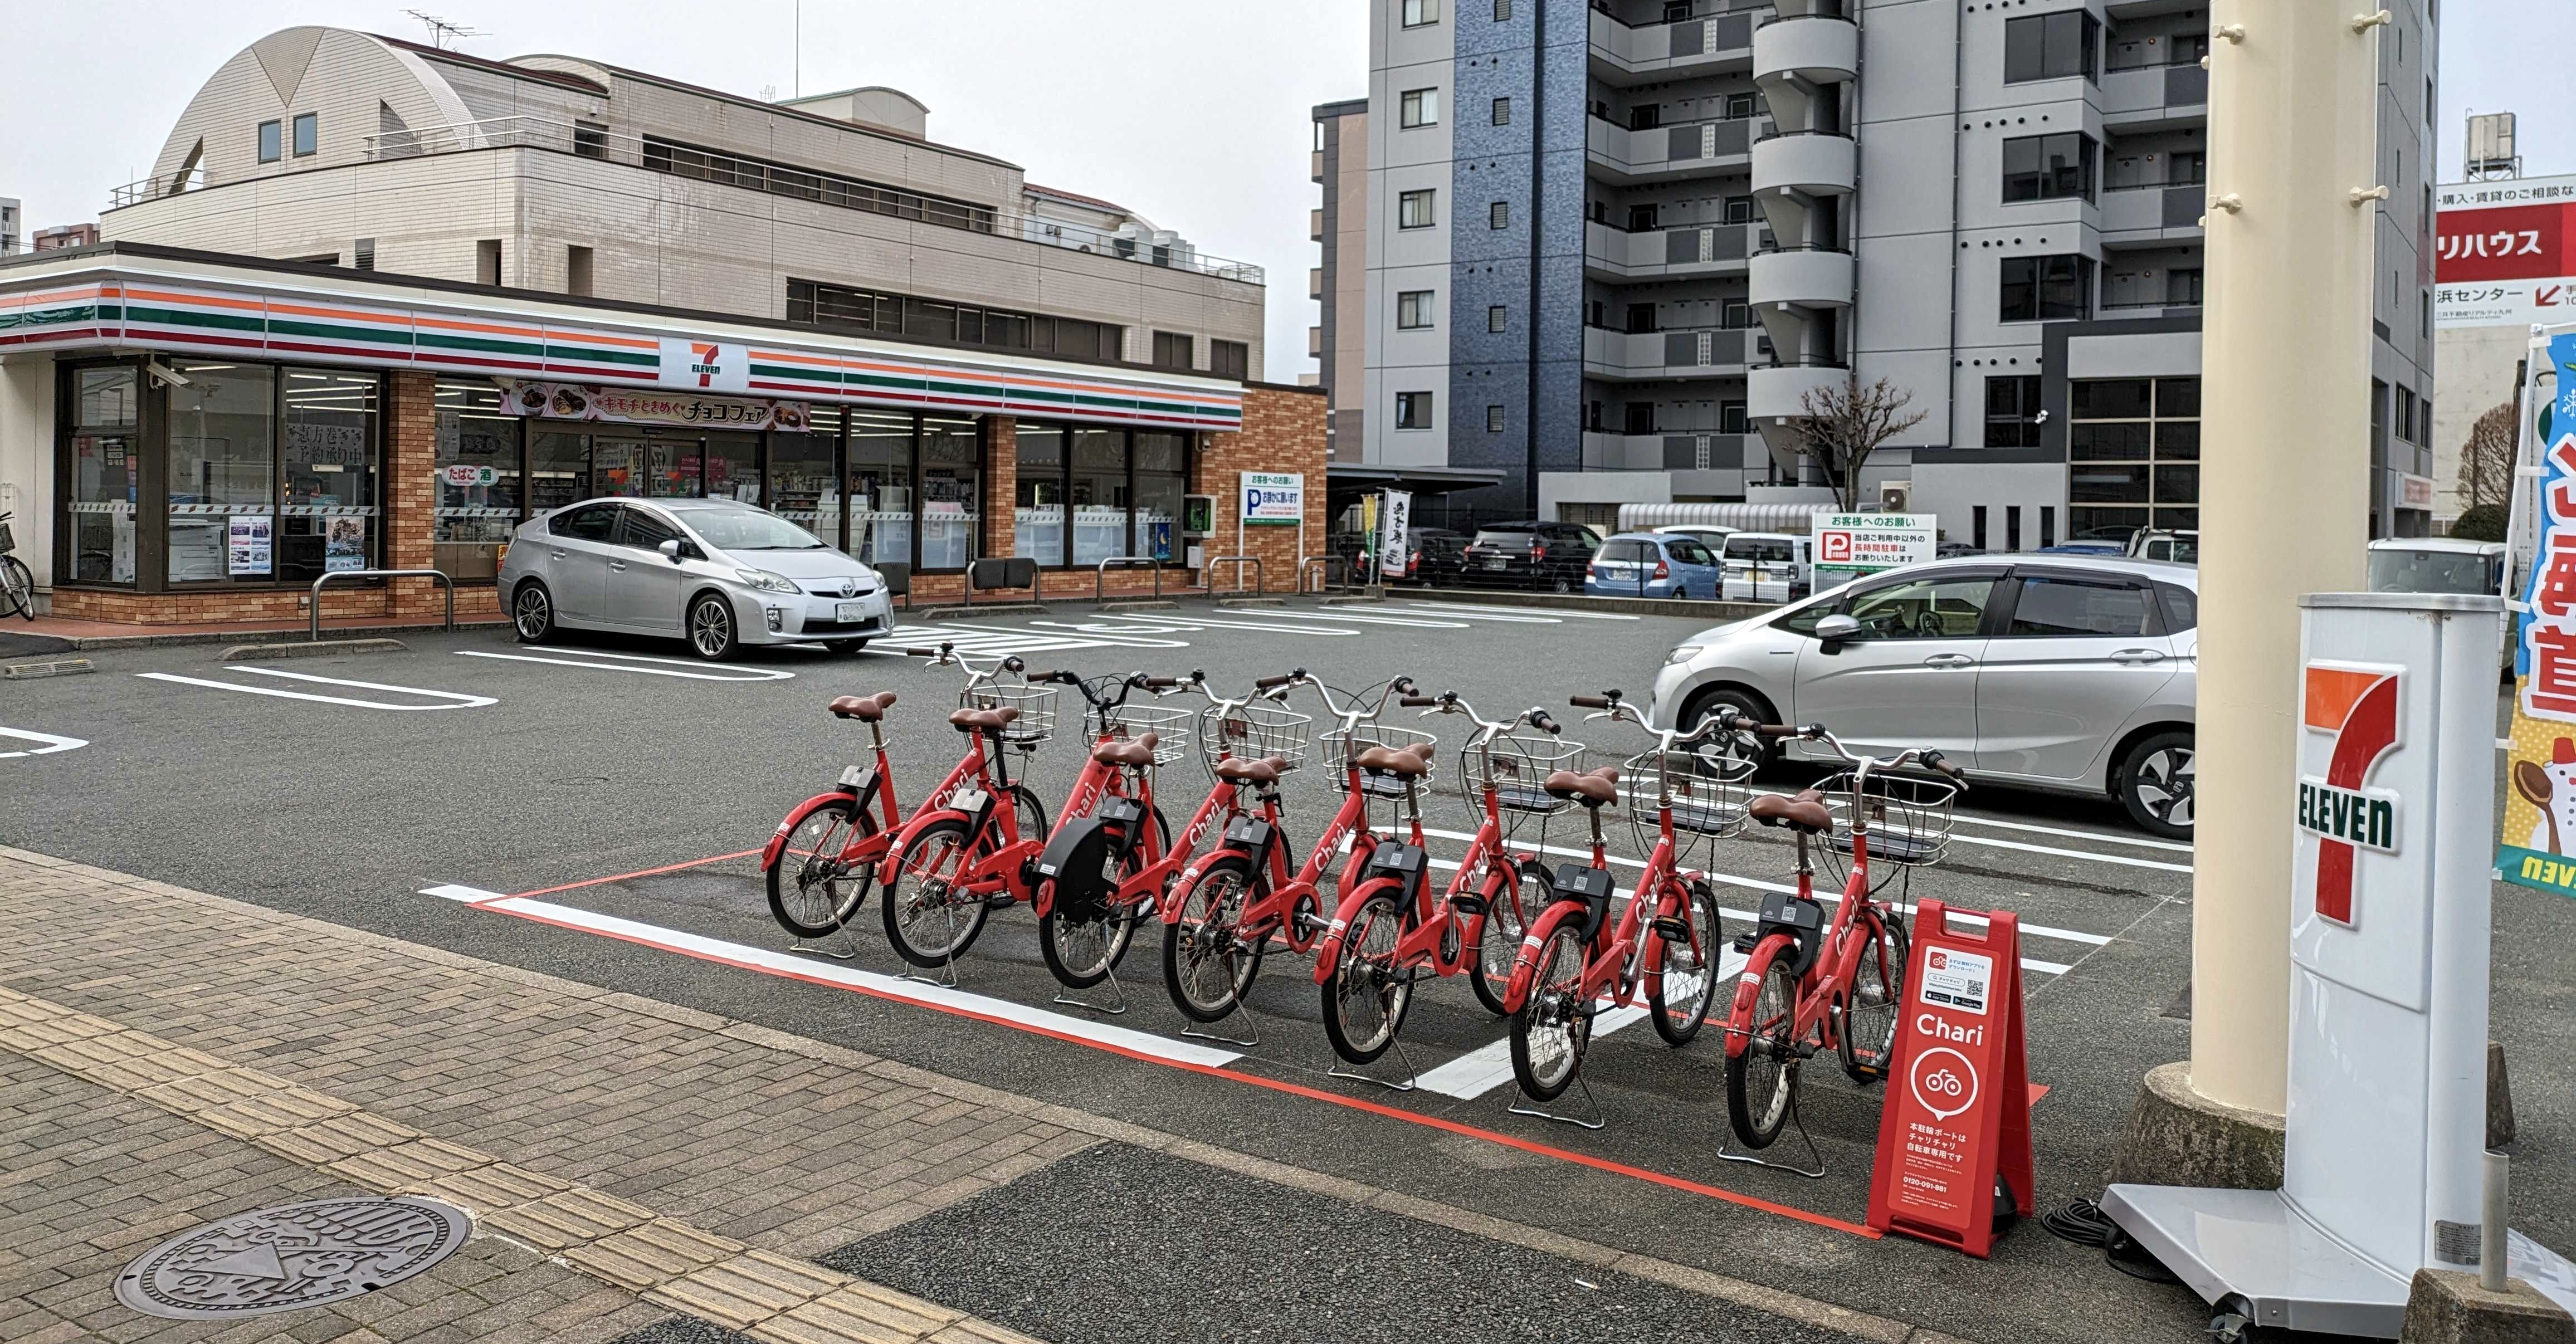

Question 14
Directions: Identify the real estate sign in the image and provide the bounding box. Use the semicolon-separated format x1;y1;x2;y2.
1812;512;1935;580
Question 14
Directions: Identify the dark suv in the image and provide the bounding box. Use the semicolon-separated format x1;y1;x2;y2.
1396;527;1470;586
1460;522;1598;593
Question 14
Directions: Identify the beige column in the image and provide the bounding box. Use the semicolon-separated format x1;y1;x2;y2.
2187;1;2384;1114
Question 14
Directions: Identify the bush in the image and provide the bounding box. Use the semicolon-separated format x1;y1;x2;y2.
2451;504;2508;543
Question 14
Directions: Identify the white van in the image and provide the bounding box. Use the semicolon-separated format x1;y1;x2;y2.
1719;532;1811;603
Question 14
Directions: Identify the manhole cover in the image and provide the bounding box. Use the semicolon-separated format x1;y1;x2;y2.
115;1196;471;1320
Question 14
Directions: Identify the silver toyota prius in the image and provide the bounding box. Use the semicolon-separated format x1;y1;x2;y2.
497;497;893;660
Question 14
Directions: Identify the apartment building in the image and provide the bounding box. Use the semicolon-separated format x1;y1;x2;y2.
1;199;18;256
1355;0;2438;543
1312;99;1370;461
101;27;1263;380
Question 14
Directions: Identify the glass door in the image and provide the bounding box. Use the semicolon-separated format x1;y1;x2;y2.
65;365;141;585
164;362;276;584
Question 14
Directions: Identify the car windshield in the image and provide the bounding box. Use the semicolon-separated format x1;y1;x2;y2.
675;507;830;551
2368;549;2495;595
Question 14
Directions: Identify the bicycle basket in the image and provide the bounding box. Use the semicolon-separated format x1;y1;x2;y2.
1320;722;1439;799
1462;730;1585;817
0;520;13;554
1090;701;1195;768
1622;744;1755;853
962;683;1058;749
1819;769;1960;867
1197;701;1313;778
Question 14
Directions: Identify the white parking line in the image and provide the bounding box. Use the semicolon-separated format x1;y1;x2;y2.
1946;832;2192;873
1253;608;1474;630
1406;602;1642;622
1414;956;1739;1101
1378;605;1565;624
1949;812;2194;853
0;726;87;759
456;648;796;682
138;667;496;710
1731;787;2196;872
418;886;1243;1068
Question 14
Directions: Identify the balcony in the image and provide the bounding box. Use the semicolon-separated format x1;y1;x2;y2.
2099;62;2210;131
1589;7;1757;85
1584;219;1766;279
1753;14;1857;88
1584;324;1757;381
2099;181;2206;239
1311;150;1325;184
1748;360;1851;422
1587;114;1757;185
1579;431;1757;477
1748;246;1853;309
1751;130;1855;198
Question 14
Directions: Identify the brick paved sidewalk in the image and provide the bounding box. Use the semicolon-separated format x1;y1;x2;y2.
0;846;1950;1344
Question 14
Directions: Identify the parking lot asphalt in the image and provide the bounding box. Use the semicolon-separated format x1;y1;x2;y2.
3;595;2567;1344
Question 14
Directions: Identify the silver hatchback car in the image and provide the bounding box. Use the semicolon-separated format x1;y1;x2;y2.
499;497;894;660
1648;555;2198;837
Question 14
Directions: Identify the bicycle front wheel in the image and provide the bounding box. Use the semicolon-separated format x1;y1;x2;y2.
765;798;877;938
1836;908;1909;1083
1161;852;1263;1022
0;555;31;620
880;817;990;967
1648;881;1724;1046
1466;859;1526;1018
1037;805;1168;989
1507;922;1593;1101
1320;890;1414;1064
1725;949;1801;1149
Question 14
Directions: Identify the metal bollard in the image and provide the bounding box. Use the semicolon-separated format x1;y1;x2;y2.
2482;1150;2508;1292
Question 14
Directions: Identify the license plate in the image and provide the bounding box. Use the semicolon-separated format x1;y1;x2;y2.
838;765;867;788
1484;557;1509;570
949;788;989;813
837;600;866;622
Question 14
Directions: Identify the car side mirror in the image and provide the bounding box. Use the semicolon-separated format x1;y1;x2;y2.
657;539;685;563
1813;613;1859;652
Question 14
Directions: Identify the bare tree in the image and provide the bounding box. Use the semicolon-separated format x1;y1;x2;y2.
1794;377;1929;511
2457;400;2518;512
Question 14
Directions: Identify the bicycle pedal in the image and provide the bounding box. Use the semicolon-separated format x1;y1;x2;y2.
1449;894;1487;916
982;893;1019;911
1730;932;1760;953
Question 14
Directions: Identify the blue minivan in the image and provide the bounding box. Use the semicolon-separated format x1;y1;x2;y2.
1584;531;1724;600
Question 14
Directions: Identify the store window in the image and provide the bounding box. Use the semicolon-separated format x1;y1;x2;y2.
847;410;915;567
279;369;379;583
528;428;592;515
165;363;277;584
1134;431;1185;563
1015;423;1067;566
2069;375;2199;537
63;364;140;585
918;414;980;570
1071;428;1129;567
770;405;842;549
433;379;520;581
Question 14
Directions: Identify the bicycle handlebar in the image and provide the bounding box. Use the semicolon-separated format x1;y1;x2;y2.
1399;695;1439;707
1253;671;1300;690
1145;676;1180;689
1569;695;1611;710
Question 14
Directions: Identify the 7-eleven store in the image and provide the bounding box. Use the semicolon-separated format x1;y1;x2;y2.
0;244;1319;628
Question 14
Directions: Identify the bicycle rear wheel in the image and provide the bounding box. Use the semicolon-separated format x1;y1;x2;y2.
1725;949;1801;1149
1648;881;1723;1046
765;798;878;938
1037;805;1168;989
1320;890;1415;1064
880;817;989;967
0;555;31;620
1836;908;1909;1083
1507;922;1593;1101
1466;859;1525;1018
1162;852;1264;1022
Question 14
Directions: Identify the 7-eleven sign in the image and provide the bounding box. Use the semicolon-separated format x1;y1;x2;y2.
2296;662;2404;926
657;338;748;393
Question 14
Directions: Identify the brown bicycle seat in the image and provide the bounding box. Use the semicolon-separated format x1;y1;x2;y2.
1749;788;1832;833
1355;741;1435;779
1542;765;1621;805
1092;733;1159;768
948;706;1022;732
1213;755;1286;785
828;692;897;722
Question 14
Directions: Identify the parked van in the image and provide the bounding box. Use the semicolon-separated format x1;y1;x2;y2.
1719;532;1811;603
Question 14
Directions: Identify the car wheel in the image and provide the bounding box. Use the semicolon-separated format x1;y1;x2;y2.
1550;571;1575;595
512;582;555;644
2118;731;2195;840
1685;686;1784;769
824;638;870;655
687;592;740;661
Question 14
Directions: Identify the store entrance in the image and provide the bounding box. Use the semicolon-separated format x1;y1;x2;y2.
588;426;761;504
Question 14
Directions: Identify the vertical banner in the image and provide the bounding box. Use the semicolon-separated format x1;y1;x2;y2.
1867;900;2035;1259
1377;490;1412;581
2498;331;2576;898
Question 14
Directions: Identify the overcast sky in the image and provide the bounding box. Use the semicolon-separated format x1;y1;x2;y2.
0;1;2557;383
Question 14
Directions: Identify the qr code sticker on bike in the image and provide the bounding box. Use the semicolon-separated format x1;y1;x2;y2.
1917;947;1993;1016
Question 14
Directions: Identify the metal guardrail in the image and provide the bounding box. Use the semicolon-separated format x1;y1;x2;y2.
1094;556;1165;604
311;569;452;642
1206;555;1263;598
1299;555;1357;594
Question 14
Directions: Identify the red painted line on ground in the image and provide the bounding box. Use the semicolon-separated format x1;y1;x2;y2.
472;853;1880;1239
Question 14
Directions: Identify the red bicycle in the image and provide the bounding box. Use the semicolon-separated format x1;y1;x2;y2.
762;641;1032;944
1019;669;1197;992
1724;722;1966;1150
1159;669;1422;1027
873;648;1061;968
1311;691;1573;1069
1501;690;1733;1118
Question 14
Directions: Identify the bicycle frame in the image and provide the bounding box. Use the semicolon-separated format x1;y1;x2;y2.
1024;671;1185;920
762;720;904;876
877;646;1052;902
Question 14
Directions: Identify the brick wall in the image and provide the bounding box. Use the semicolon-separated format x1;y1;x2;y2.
386;370;442;616
1192;384;1328;595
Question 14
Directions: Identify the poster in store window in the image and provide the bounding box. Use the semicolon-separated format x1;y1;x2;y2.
226;515;273;576
323;516;369;573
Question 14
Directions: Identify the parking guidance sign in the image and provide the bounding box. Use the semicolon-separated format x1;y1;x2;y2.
1240;472;1304;526
1812;512;1934;580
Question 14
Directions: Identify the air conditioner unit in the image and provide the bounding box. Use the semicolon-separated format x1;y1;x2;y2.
1880;483;1911;514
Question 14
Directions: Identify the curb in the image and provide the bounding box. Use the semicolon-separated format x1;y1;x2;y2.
908;603;1047;620
221;637;409;661
1097;599;1180;612
2;657;94;680
41;617;506;651
1217;596;1286;608
1409;587;1773;621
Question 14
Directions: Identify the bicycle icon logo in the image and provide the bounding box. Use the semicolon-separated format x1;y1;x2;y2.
1910;1045;1980;1122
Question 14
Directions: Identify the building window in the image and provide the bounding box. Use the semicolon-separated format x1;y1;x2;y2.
641;136;998;238
574;121;608;159
257;120;282;163
2004;10;2100;83
1984;375;2044;447
1492;97;1512;126
1723;194;1758;224
1397;392;1433;429
1623;403;1656;436
2168;267;2204;306
1153;331;1194;370
2069;375;2200;537
292;113;318;157
1399;188;1437;229
476;239;502;287
353;238;375;271
1725;92;1758;120
61;364;140;585
1397;290;1436;329
566;245;593;296
1488;305;1507;333
1400;88;1441;129
2001;133;2095;203
1211;339;1250;379
1720;299;1752;329
1403;0;1441;25
1490;200;1510;229
2000;253;2094;321
847;410;915;568
917;414;981;571
147;363;386;587
1014;423;1065;568
1494;0;1511;18
433;379;520;581
1720;400;1748;434
1972;505;1988;550
1487;404;1506;432
783;280;1110;358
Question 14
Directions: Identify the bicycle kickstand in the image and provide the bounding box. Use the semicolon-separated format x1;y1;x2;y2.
1328;1034;1421;1094
1715;1087;1826;1179
787;923;864;962
1051;961;1130;1016
1180;1008;1260;1049
1507;1074;1606;1131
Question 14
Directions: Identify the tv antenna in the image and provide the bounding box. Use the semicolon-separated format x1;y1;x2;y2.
404;11;485;48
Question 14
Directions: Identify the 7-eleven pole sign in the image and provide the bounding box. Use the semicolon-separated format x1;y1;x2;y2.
2295;663;2403;926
